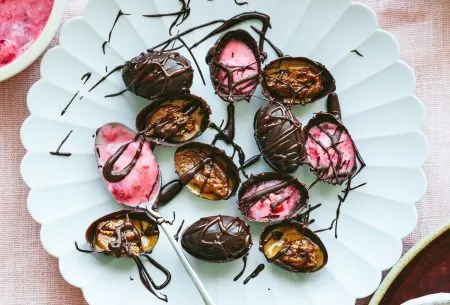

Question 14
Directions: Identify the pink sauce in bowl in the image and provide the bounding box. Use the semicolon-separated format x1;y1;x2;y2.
0;0;54;67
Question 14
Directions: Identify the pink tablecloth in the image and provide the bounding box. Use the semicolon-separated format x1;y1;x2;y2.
0;1;448;304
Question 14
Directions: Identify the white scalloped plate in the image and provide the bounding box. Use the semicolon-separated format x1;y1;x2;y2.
20;1;428;305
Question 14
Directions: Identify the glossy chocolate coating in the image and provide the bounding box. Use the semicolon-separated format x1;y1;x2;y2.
206;29;262;103
174;142;240;200
181;215;252;262
85;210;159;258
254;101;306;173
123;51;194;100
259;220;328;273
262;57;336;105
136;94;211;146
237;172;309;223
304;112;358;185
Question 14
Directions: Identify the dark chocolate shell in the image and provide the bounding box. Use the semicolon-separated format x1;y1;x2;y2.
262;56;336;105
304;112;358;185
174;142;240;200
237;172;309;223
123;51;194;100
206;29;262;103
136;93;212;146
254;100;306;173
259;220;328;273
85;210;159;258
181;215;252;262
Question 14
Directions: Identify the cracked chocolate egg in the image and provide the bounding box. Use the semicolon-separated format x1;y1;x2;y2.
123;51;194;100
254;100;306;173
262;57;335;105
259;221;328;273
206;29;262;102
174;142;240;200
304;112;358;185
238;172;309;223
85;210;159;258
136;93;211;146
181;215;252;262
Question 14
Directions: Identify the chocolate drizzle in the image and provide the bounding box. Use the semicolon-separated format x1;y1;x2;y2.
61;91;80;116
108;10;130;44
50;130;73;157
243;264;265;285
254;101;306;173
174;220;185;241
102;137;145;183
181;215;252;262
81;72;92;84
250;25;284;58
233;255;248;281
351;49;364;57
143;0;191;35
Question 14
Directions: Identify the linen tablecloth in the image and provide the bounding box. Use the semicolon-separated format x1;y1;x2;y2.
0;1;448;304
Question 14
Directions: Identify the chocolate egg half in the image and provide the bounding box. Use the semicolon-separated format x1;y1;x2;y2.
174;142;240;200
85;210;159;258
304;112;358;185
181;215;252;262
259;221;327;273
136;94;211;146
254;101;306;173
262;57;335;105
206;29;262;103
238;172;309;223
123;51;194;100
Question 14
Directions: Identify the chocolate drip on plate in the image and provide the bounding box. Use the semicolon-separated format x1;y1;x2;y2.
81;72;92;84
174;220;185;242
243;264;265;285
50;130;73;157
233;255;248;281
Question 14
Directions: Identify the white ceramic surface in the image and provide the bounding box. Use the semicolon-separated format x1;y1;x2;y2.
20;0;428;304
0;0;67;82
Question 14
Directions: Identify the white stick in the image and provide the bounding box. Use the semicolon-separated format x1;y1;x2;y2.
146;208;216;305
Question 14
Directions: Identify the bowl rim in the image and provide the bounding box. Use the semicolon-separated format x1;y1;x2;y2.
0;0;68;82
369;221;450;305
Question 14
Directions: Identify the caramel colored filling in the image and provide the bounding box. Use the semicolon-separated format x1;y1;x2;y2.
265;63;323;104
93;218;158;257
263;224;324;271
145;99;203;142
175;148;231;200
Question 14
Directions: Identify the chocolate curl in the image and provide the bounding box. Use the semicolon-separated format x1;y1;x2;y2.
327;93;342;120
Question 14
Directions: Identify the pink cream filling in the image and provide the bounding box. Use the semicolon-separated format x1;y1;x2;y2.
243;180;301;221
218;38;258;96
0;0;54;67
305;122;356;182
96;125;160;207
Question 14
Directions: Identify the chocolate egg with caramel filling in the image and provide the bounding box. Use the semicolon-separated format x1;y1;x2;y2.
174;142;240;200
262;57;336;105
123;51;194;100
136;93;211;146
304;112;359;185
238;172;309;223
259;220;327;273
181;215;252;262
254;100;306;173
206;30;262;103
85;210;159;257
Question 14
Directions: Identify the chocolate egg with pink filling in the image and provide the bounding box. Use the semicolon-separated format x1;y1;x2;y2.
304;105;359;185
238;172;309;223
95;123;161;207
206;29;262;103
136;93;211;146
262;57;335;105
